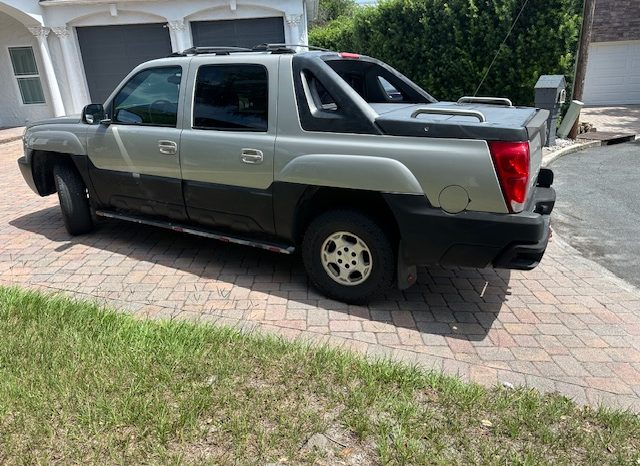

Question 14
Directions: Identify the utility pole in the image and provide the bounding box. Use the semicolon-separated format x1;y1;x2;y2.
569;0;596;139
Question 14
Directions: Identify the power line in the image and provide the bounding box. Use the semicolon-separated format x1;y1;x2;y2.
474;0;531;96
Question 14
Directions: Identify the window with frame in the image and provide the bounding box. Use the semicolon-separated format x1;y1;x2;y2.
193;64;268;132
377;76;403;101
301;70;339;113
112;66;182;127
8;47;46;105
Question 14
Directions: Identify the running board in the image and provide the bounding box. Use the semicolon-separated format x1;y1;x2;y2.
95;210;296;255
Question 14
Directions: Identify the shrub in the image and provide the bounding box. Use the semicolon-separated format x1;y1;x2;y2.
309;0;582;106
311;0;358;28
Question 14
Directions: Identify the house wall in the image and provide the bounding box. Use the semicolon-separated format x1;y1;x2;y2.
0;0;311;125
592;0;640;43
0;11;54;127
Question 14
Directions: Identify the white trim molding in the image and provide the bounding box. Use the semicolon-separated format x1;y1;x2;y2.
51;24;90;112
166;18;190;53
28;25;66;116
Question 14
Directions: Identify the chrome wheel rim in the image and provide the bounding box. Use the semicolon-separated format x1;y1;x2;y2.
320;231;372;286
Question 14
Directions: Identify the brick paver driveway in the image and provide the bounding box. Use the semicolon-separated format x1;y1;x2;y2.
2;140;640;411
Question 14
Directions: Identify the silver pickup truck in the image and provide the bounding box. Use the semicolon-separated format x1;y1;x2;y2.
17;45;555;303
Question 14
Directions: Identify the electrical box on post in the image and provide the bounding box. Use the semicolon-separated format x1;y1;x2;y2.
534;75;566;146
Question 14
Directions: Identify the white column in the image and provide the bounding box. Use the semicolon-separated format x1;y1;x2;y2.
167;20;191;53
285;14;304;49
51;26;90;112
29;26;65;116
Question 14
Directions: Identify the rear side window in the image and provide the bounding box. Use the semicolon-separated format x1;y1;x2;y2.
302;70;338;112
377;76;403;101
112;66;182;127
193;64;268;131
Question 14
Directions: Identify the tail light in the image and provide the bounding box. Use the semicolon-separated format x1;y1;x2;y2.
488;141;530;213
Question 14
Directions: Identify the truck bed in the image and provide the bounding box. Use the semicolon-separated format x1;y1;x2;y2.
373;102;549;143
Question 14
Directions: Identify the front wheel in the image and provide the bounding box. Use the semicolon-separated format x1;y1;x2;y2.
302;210;394;303
53;163;94;235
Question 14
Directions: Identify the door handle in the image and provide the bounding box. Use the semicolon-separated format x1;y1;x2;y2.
240;148;264;164
158;140;178;155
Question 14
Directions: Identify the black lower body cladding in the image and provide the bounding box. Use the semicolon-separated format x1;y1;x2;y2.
18;156;39;195
17;149;555;272
384;181;555;271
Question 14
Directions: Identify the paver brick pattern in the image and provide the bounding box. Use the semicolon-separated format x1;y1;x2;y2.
2;140;640;411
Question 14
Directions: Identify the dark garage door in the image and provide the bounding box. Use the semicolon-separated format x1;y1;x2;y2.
191;17;285;49
77;23;172;103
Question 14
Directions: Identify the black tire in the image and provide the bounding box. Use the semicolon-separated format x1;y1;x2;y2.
53;163;94;235
302;210;394;303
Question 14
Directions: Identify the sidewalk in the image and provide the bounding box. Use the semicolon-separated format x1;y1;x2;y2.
581;105;640;136
0;127;24;145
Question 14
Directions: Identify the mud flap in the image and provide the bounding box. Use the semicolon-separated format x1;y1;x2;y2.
397;242;417;290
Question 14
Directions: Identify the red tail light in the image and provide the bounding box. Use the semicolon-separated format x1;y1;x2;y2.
488;141;530;213
339;52;360;59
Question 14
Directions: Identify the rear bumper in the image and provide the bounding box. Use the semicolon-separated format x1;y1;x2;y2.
385;177;555;271
18;155;39;195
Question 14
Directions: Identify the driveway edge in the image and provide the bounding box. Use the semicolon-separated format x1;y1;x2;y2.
542;140;601;167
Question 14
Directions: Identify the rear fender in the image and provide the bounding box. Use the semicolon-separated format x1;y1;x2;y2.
276;154;423;194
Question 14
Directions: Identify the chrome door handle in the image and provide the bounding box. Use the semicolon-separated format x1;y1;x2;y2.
158;140;178;155
240;148;264;164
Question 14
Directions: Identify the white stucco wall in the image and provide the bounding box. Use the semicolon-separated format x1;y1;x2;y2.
0;11;54;127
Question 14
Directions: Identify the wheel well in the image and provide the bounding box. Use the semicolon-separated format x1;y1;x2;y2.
31;150;72;196
294;187;400;245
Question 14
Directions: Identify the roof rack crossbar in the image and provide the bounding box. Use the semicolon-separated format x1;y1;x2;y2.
253;43;332;52
170;46;253;57
168;43;335;57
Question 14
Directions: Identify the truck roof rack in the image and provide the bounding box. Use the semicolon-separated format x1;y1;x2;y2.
168;44;333;57
169;46;253;57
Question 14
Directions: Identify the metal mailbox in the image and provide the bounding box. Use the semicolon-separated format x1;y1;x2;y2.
534;75;566;146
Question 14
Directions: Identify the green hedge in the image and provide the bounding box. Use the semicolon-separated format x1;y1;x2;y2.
309;0;582;106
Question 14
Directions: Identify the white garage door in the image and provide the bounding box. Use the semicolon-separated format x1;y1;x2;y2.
583;41;640;105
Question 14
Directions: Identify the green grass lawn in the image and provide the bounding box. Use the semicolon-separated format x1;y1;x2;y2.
0;286;638;465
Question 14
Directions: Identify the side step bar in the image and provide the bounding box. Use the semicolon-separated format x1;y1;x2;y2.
95;210;296;255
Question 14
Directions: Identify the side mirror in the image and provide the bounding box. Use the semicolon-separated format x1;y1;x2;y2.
82;103;105;125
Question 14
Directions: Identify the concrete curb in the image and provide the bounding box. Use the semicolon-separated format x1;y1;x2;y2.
542;140;601;167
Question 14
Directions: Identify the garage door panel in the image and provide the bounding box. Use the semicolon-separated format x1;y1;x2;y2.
77;23;172;103
584;41;640;105
191;17;285;49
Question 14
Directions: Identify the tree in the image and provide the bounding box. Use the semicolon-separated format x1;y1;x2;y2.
310;0;583;106
311;0;357;28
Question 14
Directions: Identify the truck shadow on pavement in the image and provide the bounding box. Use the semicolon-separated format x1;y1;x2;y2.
10;207;511;341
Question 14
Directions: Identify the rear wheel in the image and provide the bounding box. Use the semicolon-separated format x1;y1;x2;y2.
53;163;94;235
302;210;394;303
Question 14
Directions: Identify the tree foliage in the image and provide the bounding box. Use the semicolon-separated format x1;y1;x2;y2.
311;0;358;28
309;0;582;105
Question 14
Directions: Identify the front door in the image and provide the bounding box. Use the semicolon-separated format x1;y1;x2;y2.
179;58;278;235
86;65;187;220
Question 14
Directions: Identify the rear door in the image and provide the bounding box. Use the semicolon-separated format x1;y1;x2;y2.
86;64;187;220
179;55;279;235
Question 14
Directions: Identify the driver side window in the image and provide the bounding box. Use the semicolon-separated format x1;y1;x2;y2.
112;66;182;127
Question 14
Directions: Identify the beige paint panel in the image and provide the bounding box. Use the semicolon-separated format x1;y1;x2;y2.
277;154;423;194
274;57;508;213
